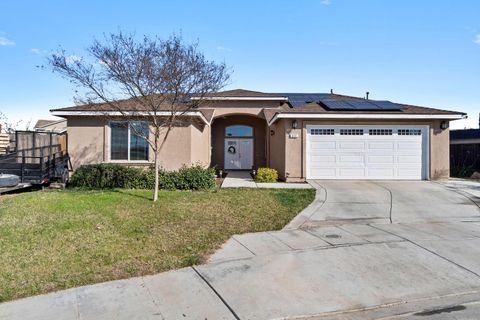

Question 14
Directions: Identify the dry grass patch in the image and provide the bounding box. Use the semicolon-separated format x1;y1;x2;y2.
0;188;314;302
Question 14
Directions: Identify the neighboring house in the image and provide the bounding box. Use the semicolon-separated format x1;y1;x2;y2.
450;126;480;172
34;119;67;133
50;89;465;181
0;125;8;155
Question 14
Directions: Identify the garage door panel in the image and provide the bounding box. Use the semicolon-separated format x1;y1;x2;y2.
338;141;366;150
310;141;336;150
368;168;395;177
397;141;421;150
368;141;395;150
307;126;426;180
338;155;364;163
368;155;395;164
311;155;336;163
338;168;366;178
397;155;422;163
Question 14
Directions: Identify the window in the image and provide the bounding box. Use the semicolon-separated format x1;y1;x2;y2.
340;129;364;135
369;129;393;135
311;128;334;135
225;125;253;137
110;121;149;161
398;129;422;136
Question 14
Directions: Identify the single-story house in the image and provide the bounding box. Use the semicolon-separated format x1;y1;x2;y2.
34;119;67;133
50;89;466;181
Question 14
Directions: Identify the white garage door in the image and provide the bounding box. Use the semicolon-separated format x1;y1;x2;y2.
306;126;428;180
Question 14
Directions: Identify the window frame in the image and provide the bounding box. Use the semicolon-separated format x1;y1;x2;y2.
224;125;254;138
109;121;150;162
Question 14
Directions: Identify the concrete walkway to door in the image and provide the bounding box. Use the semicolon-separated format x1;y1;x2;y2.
221;171;312;189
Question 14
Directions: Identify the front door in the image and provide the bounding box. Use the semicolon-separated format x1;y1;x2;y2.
224;138;253;170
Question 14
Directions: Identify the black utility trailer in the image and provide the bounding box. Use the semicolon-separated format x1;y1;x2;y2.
0;131;70;184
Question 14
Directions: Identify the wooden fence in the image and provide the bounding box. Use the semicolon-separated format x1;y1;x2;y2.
450;143;480;172
0;133;8;155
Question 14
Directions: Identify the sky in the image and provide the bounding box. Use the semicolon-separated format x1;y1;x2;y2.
0;0;479;129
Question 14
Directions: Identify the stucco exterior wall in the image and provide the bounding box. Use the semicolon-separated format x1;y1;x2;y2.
67;117;209;171
430;120;450;179
268;119;287;179
67;117;106;169
190;122;210;167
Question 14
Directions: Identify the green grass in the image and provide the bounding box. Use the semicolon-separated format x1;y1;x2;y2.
0;188;314;302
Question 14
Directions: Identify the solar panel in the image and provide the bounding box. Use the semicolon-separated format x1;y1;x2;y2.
346;99;381;110
370;100;401;110
320;99;402;111
320;100;356;110
280;93;331;107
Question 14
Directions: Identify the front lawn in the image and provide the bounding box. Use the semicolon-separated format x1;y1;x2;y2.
0;188;314;302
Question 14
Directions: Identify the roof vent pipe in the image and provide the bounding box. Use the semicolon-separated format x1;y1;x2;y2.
366;92;370;100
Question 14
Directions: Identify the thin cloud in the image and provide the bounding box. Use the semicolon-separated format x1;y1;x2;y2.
320;0;331;5
216;46;232;52
474;34;480;45
30;48;47;55
0;36;15;46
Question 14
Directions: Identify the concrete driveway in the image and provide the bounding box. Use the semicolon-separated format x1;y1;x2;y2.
2;180;480;320
287;180;480;228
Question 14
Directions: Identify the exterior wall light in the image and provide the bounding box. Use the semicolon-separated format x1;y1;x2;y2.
292;120;298;129
440;121;449;130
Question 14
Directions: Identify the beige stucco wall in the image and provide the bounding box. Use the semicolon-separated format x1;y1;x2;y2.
268;119;287;179
429;120;450;179
67;117;209;171
67;117;106;169
272;118;451;182
190;122;210;167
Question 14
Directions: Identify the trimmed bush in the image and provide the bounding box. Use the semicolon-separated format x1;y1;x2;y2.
255;167;278;183
69;163;215;190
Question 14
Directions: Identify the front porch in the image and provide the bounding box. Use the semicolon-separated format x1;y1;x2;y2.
210;114;267;171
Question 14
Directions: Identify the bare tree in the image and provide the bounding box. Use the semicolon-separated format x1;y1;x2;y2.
50;33;230;201
0;111;31;133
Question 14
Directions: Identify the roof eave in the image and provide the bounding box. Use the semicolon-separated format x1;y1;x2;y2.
190;96;288;101
267;112;467;126
50;110;211;125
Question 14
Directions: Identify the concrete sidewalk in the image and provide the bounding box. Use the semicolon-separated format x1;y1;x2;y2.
221;171;312;189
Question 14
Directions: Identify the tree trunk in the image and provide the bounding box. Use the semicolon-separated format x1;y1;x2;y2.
153;149;159;202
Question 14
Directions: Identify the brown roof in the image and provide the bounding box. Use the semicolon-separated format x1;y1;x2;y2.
205;89;280;97
285;100;463;115
51;89;465;120
34;119;66;128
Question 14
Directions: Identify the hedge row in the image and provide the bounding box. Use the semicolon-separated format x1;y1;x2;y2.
69;164;216;190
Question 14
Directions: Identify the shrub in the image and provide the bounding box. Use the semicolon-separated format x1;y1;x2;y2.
69;164;141;188
69;163;215;190
255;167;278;183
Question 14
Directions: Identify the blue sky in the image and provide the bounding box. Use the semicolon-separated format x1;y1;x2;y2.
0;0;479;129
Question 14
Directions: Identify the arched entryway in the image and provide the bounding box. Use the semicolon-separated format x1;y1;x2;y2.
211;115;267;170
